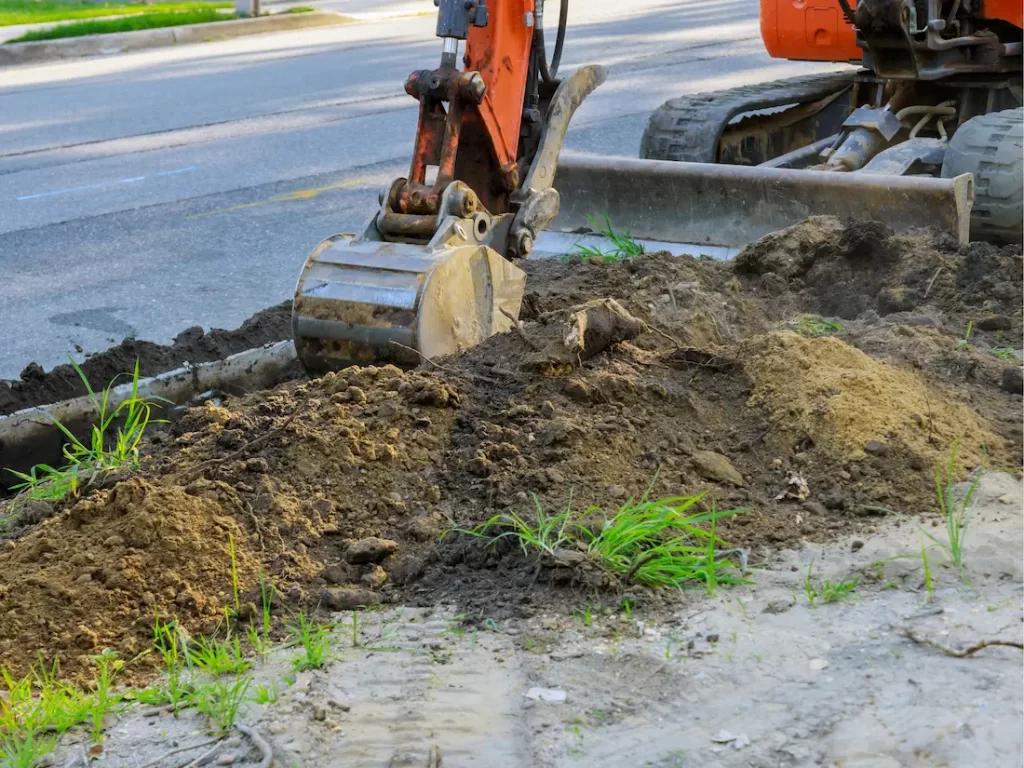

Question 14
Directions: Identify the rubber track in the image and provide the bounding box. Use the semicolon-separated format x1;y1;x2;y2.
942;108;1023;243
640;71;858;163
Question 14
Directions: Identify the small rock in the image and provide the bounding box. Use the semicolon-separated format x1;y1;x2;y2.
977;315;1011;331
321;563;353;585
75;573;92;585
550;648;584;661
3;541;15;552
707;633;719;643
102;535;124;547
345;537;399;564
404;516;440;542
377;401;401;420
361;565;388;590
524;687;566;702
507;404;536;420
762;599;794;615
607;485;627;499
801;500;827;517
235;602;258;621
711;730;737;744
863;440;889;457
246;457;269;474
313;706;328;722
851;539;865;552
545;468;566;484
792;452;809;467
540;401;557;418
320;587;381;611
347;386;368;404
216;753;236;766
808;658;830;671
691;451;744;486
1000;367;1023;395
822;492;846;510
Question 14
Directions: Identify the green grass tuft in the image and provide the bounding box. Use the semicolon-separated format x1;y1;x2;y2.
927;439;980;573
192;673;251;735
991;347;1018;362
7;8;234;42
0;0;230;26
571;214;644;263
289;613;331;672
188;632;252;677
955;319;974;350
793;316;842;337
803;562;859;605
5;359;166;503
457;483;749;593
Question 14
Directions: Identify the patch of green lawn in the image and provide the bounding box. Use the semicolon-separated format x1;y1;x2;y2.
0;0;231;26
7;7;235;41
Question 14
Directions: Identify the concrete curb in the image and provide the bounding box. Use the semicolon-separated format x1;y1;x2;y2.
0;10;356;67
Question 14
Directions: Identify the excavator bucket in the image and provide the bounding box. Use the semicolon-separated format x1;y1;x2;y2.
545;152;975;256
293;217;526;374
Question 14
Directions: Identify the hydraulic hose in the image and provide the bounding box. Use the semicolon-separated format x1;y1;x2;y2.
535;0;568;84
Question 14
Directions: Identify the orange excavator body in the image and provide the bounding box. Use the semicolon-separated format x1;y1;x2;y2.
760;0;861;61
761;0;1022;63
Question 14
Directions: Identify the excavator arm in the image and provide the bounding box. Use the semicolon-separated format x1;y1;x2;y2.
292;0;605;373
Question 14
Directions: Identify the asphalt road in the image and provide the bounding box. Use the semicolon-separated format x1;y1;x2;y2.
0;0;843;379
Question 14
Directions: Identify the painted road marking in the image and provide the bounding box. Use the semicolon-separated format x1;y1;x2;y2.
185;178;368;220
15;166;197;201
156;166;197;177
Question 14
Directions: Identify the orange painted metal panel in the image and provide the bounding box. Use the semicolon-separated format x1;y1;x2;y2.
761;0;862;62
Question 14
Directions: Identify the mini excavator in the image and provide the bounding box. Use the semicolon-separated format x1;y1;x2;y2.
291;0;1022;373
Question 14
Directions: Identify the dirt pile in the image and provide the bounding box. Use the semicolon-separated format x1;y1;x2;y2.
0;481;257;680
0;302;292;416
0;218;1019;680
743;332;1001;466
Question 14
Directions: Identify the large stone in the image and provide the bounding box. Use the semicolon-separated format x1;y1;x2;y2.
691;451;744;487
345;537;399;564
320;588;382;611
1000;367;1023;395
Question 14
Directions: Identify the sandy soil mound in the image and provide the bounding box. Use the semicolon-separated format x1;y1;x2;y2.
744;332;1000;466
0;218;1019;680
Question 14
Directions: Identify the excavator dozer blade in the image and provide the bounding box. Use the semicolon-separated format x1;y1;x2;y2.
292;228;525;374
546;152;974;255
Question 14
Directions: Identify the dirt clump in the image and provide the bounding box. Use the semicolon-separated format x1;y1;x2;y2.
0;219;1020;680
0;302;292;416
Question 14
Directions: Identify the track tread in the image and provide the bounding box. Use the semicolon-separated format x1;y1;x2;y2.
639;71;858;162
942;108;1023;243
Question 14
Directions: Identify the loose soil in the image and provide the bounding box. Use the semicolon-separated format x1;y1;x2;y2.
0;217;1020;681
0;302;292;416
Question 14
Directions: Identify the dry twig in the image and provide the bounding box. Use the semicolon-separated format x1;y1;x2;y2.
499;306;540;349
184;394;312;483
181;741;225;768
137;738;222;768
924;267;943;299
236;721;274;768
388;341;500;384
903;629;1024;657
